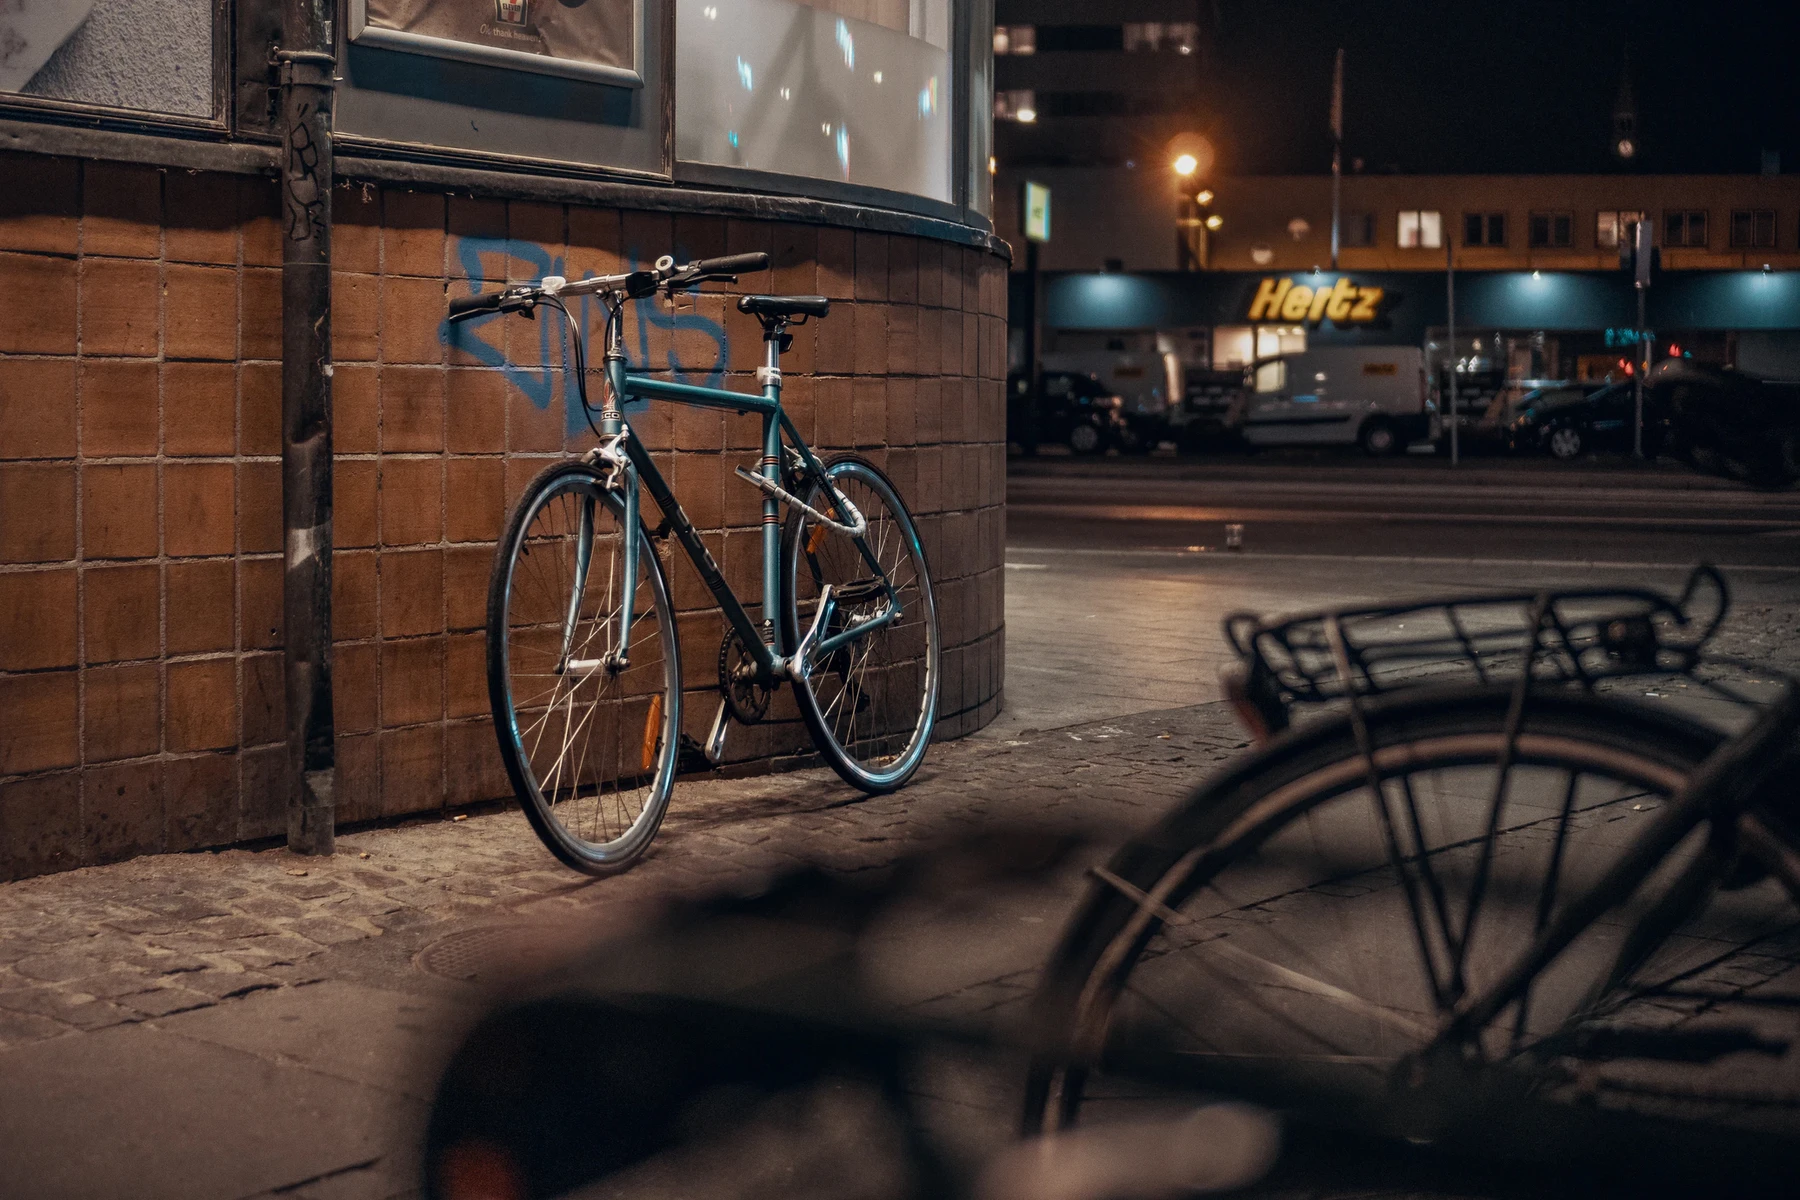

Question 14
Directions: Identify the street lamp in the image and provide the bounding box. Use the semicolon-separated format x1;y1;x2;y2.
1173;152;1198;177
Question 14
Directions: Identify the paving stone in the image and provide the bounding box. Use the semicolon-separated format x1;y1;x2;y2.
118;986;216;1018
0;1008;70;1047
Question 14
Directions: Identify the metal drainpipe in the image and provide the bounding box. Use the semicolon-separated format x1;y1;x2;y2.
276;1;337;855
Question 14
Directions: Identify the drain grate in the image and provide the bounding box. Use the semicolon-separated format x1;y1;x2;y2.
414;924;568;984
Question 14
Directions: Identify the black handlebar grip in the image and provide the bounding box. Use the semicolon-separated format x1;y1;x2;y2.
447;291;503;319
695;252;770;275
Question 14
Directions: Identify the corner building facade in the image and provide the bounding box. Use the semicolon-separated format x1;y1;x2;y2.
0;1;1006;878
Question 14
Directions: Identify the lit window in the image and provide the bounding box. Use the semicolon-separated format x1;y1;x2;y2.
1123;22;1199;53
1730;209;1777;249
1596;211;1646;249
1528;212;1572;248
994;25;1035;55
994;89;1037;122
1398;210;1442;249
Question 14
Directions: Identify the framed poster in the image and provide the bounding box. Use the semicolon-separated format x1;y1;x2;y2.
349;0;644;89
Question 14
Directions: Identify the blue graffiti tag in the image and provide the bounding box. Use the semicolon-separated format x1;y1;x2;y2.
440;237;731;439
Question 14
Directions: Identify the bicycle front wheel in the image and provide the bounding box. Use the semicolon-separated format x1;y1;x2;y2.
781;455;940;793
487;461;682;873
1026;686;1800;1160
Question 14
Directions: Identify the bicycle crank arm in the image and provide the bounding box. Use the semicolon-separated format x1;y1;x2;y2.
704;698;731;765
732;467;866;538
787;584;837;681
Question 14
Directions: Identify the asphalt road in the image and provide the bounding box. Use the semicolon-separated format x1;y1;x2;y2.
997;456;1800;737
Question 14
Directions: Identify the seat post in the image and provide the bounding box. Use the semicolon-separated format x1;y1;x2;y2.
759;317;786;645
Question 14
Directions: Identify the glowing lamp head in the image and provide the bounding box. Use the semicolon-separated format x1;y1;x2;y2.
1173;153;1198;176
1205;214;1223;231
1016;108;1037;124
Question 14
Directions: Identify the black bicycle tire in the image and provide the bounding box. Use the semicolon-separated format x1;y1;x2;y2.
1025;685;1729;1141
779;454;941;794
486;460;682;874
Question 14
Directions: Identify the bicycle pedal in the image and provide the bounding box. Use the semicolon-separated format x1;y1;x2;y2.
704;698;731;765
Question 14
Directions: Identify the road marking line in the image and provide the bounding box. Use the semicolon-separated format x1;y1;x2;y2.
1004;562;1048;570
1007;546;1800;573
1008;502;1800;530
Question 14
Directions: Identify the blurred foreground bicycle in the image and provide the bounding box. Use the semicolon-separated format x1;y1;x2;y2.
1029;565;1800;1165
450;252;939;874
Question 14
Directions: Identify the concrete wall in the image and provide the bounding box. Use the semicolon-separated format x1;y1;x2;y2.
0;151;1009;879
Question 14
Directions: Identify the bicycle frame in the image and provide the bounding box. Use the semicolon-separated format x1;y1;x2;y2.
571;293;902;690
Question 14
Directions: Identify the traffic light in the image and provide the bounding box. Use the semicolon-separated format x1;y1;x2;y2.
1619;219;1660;287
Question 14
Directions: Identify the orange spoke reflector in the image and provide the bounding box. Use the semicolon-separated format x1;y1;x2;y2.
806;522;829;555
641;693;663;773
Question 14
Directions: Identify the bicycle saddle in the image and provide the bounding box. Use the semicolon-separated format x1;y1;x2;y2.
737;294;830;319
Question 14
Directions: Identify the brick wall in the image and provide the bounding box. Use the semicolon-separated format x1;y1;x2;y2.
0;151;1008;880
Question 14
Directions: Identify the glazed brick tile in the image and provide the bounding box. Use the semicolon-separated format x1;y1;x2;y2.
445;369;506;453
241;267;282;359
167;658;238;752
238;176;283;268
0;152;79;255
85;662;161;762
240;362;282;456
0;670;78;774
80;360;159;456
509;200;565;266
81;162;162;258
163;173;238;265
83;463;159;558
444;632;486;719
332;641;379;735
0;462;76;563
240;557;284;650
164;753;237;851
853;231;889;301
916;239;942;307
332;549;379;641
0;251;78;354
381;275;450;364
162;362;236;456
381;548;445;638
78;256;160;357
0;568;77;670
239;460;283;554
83;760;166;864
448;195;507;251
443;544;489;632
162;462;234;557
384;191;447;278
0;771;81;880
380;456;445;546
445;458;504;543
381;366;446;452
334;363;380;453
0;358;77;458
165;559;235;656
241;651;285;747
566;206;623;279
620;210;674;269
334;459;379;549
380;637;445;727
83;563;159;664
333;182;382;275
333;271;381;362
379;723;444;817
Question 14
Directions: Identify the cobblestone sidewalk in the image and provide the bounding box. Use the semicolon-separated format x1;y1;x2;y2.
0;701;1252;1052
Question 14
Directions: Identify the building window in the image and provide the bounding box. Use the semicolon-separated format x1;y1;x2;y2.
1037;25;1124;52
1730;209;1777;248
1341;212;1375;247
1463;212;1507;247
1528;212;1573;248
994;25;1035;55
1596;210;1646;249
994;89;1037;122
1664;210;1708;248
1123;22;1200;53
1398;210;1442;249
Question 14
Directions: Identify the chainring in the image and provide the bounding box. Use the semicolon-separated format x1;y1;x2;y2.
717;627;774;724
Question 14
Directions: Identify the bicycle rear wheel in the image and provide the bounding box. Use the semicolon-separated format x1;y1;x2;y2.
1027;686;1800;1160
487;461;682;873
781;455;940;793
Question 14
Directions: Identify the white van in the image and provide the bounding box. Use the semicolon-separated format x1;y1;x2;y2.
1241;346;1434;455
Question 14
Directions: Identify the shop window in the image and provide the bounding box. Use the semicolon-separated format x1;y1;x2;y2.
1256;326;1307;359
1254;360;1287;393
1730;209;1777;249
1463;212;1507;247
995;89;1037;122
1664;210;1708;248
1123;22;1200;54
1596;210;1646;249
1341;212;1375;247
3;0;216;119
1528;212;1573;248
1398;210;1442;249
994;25;1034;55
676;0;954;201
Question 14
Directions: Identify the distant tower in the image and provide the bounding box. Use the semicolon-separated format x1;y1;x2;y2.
1612;52;1639;163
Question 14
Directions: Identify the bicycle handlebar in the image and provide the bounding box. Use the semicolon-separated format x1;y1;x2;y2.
446;251;771;321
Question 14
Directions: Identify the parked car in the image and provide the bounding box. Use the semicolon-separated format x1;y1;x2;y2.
1506;383;1653;459
1648;360;1800;487
1007;370;1129;455
1241;346;1433;456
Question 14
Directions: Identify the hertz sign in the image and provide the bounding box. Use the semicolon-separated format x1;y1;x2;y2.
1247;276;1385;325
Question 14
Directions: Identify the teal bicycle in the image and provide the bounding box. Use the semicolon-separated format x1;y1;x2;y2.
449;251;940;874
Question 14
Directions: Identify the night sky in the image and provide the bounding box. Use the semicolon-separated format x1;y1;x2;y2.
1200;1;1800;175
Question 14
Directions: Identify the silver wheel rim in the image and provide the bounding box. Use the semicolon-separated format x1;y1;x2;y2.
1071;424;1100;453
1550;428;1581;458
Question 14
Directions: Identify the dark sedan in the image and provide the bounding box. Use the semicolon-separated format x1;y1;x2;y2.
1508;383;1659;459
1007;370;1128;455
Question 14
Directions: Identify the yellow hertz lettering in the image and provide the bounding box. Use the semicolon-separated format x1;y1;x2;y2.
1247;277;1384;325
1247;277;1290;321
